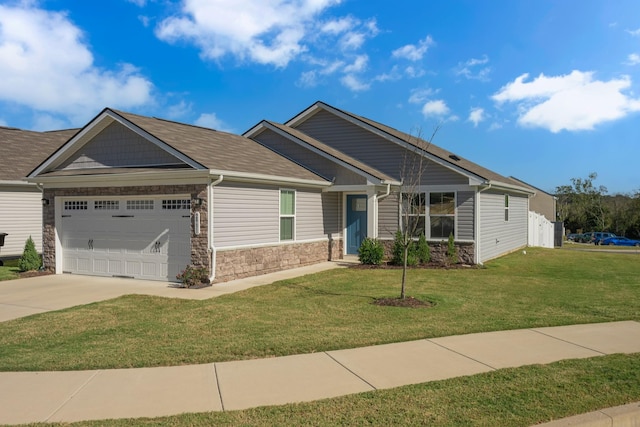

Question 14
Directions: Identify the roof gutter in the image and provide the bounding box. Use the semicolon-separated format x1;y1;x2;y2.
208;175;224;283
208;169;331;188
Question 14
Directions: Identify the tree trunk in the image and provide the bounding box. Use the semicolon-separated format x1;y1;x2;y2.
400;245;408;299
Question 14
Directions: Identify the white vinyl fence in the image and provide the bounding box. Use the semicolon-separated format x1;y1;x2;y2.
528;211;554;248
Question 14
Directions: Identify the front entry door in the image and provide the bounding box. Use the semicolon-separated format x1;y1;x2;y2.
346;195;368;255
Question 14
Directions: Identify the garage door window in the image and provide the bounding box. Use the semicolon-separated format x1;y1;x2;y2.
162;199;191;210
127;200;154;210
64;200;87;210
95;200;119;210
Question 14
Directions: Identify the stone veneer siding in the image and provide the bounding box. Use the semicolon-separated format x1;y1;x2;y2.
214;238;343;283
381;239;475;265
42;184;209;274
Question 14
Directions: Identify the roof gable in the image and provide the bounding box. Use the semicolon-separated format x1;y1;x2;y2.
286;101;528;190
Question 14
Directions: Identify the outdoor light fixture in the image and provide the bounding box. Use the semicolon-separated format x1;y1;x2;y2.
41;198;50;206
192;197;203;207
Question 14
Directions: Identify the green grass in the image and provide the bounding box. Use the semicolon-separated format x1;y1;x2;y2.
29;353;640;427
0;258;19;281
0;248;638;371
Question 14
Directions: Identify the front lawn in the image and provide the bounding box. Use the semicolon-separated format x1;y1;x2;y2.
0;258;19;281
0;248;638;371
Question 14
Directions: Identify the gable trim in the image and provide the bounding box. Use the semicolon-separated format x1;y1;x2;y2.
29;109;203;178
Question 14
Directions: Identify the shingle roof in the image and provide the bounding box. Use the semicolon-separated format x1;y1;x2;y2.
262;121;398;183
0;127;77;181
110;110;326;183
313;102;523;187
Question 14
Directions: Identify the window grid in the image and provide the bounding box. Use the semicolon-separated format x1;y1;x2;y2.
64;200;87;210
162;199;191;210
504;194;510;222
401;193;426;237
127;200;154;210
94;200;119;210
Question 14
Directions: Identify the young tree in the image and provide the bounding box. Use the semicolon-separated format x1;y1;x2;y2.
396;126;439;299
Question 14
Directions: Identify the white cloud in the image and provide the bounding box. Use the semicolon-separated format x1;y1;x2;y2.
392;35;434;61
194;112;233;132
155;0;341;68
339;31;366;50
166;100;193;119
421;100;450;117
0;3;153;127
343;54;368;73
321;16;357;34
455;55;491;81
297;70;318;87
492;70;640;132
340;74;369;91
627;28;640;36
127;0;147;6
408;88;434;104
468;107;485;127
626;53;640;65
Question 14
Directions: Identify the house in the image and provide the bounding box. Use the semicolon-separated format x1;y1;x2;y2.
0;126;77;260
27;102;536;283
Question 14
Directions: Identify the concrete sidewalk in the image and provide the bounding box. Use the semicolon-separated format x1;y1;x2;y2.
0;261;344;322
1;320;639;425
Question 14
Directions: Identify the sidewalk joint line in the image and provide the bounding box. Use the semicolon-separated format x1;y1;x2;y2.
213;363;226;411
528;329;607;355
324;352;377;391
45;370;100;422
425;339;498;371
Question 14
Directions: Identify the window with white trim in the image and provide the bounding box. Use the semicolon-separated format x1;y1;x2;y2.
127;200;154;210
429;192;455;239
504;194;509;222
280;189;295;241
401;193;426;237
64;200;87;210
95;200;119;210
162;199;191;210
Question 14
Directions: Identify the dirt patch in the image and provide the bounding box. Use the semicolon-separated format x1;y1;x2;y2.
373;296;435;309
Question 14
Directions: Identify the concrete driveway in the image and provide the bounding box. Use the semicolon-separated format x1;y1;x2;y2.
0;262;342;322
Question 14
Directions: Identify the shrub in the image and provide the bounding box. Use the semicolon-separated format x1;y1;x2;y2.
416;234;431;264
358;238;384;265
176;265;209;288
18;236;42;272
447;232;457;264
391;230;418;266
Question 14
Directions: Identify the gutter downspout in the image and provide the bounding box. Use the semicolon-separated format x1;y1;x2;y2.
377;183;391;201
475;183;492;265
208;175;224;283
374;183;391;238
36;183;45;270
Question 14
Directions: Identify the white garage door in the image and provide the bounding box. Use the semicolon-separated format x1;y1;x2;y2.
60;197;191;281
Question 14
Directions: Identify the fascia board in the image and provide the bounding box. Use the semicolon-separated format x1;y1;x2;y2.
27;169;211;188
208;169;331;188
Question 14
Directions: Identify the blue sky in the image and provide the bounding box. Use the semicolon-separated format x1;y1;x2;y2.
1;0;639;194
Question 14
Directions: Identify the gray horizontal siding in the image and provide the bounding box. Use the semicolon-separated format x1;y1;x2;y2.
479;191;528;262
59;122;181;170
295;110;467;186
0;189;42;256
213;183;279;247
378;192;399;239
296;189;325;240
254;129;366;185
321;192;342;237
456;191;475;241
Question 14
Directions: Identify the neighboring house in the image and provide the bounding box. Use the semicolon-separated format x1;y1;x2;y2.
27;102;536;283
0;126;77;259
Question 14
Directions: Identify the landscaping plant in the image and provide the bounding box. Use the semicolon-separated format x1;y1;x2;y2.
176;265;208;288
358;237;384;265
18;236;41;272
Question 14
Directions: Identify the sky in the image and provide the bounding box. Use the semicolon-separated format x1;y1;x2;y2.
0;0;639;194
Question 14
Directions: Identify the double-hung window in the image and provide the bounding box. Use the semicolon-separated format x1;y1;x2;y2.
280;189;295;241
401;193;426;237
504;194;510;222
429;192;455;239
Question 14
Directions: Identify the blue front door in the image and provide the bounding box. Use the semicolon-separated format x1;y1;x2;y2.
346;195;368;255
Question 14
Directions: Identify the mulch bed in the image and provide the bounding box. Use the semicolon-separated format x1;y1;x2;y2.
373;296;435;309
350;261;474;270
18;270;53;279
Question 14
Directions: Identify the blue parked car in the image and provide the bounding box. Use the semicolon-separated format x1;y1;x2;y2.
601;236;640;247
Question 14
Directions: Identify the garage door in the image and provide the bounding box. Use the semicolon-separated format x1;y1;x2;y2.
60;197;191;281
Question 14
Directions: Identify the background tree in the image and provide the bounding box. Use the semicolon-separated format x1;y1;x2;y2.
555;172;608;233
